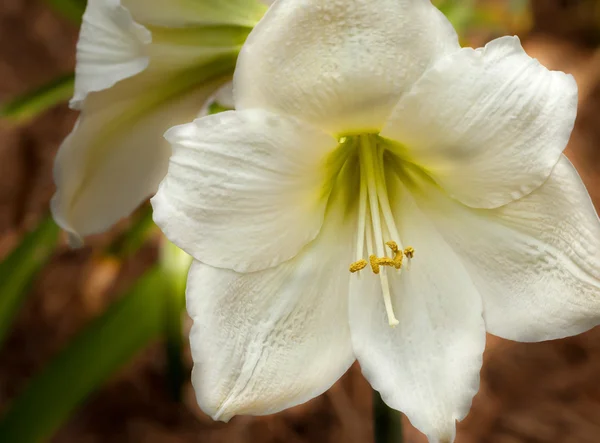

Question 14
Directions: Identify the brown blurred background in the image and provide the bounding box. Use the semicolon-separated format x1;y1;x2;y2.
1;0;600;442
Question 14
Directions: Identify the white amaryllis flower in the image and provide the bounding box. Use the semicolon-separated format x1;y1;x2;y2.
51;0;272;244
152;0;600;441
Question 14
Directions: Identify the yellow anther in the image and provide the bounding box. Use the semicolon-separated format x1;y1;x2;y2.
385;241;399;254
350;244;415;275
392;252;403;269
385;241;404;269
349;259;368;273
369;255;381;274
377;257;396;267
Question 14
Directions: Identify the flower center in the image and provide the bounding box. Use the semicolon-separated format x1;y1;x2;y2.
346;135;414;327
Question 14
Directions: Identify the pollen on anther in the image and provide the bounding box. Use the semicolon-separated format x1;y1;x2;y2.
384;242;402;269
369;255;381;274
404;247;415;259
349;259;368;273
385;241;399;254
377;257;396;267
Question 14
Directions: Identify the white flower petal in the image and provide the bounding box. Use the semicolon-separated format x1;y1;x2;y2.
410;156;600;342
349;182;485;443
52;74;230;243
122;0;267;27
381;36;578;209
152;109;339;273
234;0;459;135
186;199;355;420
71;0;151;109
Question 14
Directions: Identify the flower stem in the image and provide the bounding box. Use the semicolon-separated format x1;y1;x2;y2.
373;390;403;443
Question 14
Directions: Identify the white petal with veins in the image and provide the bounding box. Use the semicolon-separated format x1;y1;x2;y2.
52;75;230;244
186;192;356;420
71;0;151;109
381;36;578;209
234;0;459;135
152;109;339;273
55;1;251;242
349;180;485;443
410;156;600;342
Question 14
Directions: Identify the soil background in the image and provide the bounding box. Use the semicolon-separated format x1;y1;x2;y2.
1;1;600;442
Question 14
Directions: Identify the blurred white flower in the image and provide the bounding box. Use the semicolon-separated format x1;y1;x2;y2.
51;0;271;244
152;0;600;442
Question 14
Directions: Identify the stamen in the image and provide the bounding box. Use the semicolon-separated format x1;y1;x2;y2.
361;137;387;260
349;259;367;273
375;147;403;248
352;246;407;274
354;147;369;262
369;255;381;274
346;134;413;328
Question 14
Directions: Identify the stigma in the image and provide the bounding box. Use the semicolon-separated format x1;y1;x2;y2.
347;134;414;328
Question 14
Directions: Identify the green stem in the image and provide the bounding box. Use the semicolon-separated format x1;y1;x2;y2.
373;390;403;443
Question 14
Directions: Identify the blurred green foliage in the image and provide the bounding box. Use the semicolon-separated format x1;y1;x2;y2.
435;0;531;44
106;207;156;259
0;204;192;442
44;0;86;23
0;216;59;347
0;260;185;443
0;74;74;123
161;241;193;402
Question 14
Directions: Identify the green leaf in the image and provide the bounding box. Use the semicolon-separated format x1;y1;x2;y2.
0;265;170;443
0;74;74;123
0;216;59;346
44;0;86;23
